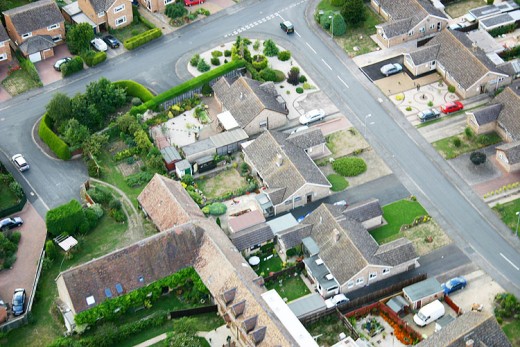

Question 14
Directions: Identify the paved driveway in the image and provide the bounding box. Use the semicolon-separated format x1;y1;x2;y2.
36;44;73;86
0;64;12;102
359;56;404;82
0;203;46;320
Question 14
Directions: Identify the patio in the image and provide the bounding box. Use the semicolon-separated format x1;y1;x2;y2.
149;109;205;148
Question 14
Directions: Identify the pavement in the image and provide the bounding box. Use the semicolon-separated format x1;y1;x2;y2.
132;324;235;347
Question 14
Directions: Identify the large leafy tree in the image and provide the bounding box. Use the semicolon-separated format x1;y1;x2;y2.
67;23;94;54
61;118;90;148
341;0;366;26
83;133;109;157
71;93;102;130
85;77;126;117
45;92;72;128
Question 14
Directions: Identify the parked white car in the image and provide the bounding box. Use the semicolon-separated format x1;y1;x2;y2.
325;294;349;308
299;109;325;125
90;38;108;52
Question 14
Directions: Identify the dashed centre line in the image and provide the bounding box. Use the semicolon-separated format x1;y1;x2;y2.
321;59;332;71
337;76;349;88
306;42;317;54
500;253;520;271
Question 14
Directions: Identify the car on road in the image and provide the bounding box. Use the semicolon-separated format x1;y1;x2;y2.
440;101;464;114
280;21;294;34
12;289;26;316
325;294;349;308
333;200;348;207
441;276;467;295
380;63;403;76
103;35;120;49
53;57;72;71
12;154;29;172
91;38;108;52
417;108;440;122
0;217;23;231
184;0;204;5
299;109;325;125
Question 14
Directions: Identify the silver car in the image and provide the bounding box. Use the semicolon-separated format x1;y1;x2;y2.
380;63;403;76
299;109;325;125
12;154;29;172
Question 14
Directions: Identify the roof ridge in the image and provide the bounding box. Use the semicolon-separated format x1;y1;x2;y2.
268;131;308;190
241;78;264;109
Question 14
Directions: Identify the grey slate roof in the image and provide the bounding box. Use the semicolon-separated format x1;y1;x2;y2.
277;223;313;250
480;13;515;28
425;29;507;90
288;293;327;318
160;146;181;163
386;295;409;313
342;198;383;223
379;18;414;38
243;131;330;205
496;141;520;165
303;254;339;289
87;0;118;13
228;223;274;252
403;277;442;302
213;76;288;128
495;87;520;140
3;0;63;35
0;25;9;42
286;128;325;150
407;44;440;65
417;312;511;347
471;104;502;125
374;238;417;266
18;35;55;55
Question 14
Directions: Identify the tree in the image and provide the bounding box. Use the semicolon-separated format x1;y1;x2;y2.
46;93;72;127
341;0;366;26
331;13;347;36
470;151;486;166
287;67;300;86
67;23;95;54
263;39;279;57
62;119;90;148
197;58;210;72
85;77;126;117
71;93;102;130
83;133;109;157
165;2;187;19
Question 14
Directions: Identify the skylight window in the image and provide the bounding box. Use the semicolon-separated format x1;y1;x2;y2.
138;275;144;283
105;288;112;298
115;283;123;294
86;296;95;305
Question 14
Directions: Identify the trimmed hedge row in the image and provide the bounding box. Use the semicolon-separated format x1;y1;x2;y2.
62;56;84;77
124;28;162;50
38;114;71;160
84;51;107;67
131;59;246;114
113;80;154;102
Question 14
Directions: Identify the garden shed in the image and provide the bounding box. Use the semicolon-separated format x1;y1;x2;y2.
181;138;215;163
212;128;248;156
402;277;444;309
175;160;192;179
287;293;326;320
160;146;182;172
386;295;409;316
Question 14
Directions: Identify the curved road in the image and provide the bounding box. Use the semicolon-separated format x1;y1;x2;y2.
0;0;519;296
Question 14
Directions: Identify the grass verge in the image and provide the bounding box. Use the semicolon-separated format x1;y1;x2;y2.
493;199;520;233
112;22;151;43
503;319;520;346
327;174;349;192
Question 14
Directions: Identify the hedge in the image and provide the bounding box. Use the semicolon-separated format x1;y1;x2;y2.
46;199;85;237
62;56;84;77
113;80;154;102
124;28;162;50
38;114;71;160
332;157;367;177
84;51;107;67
131;59;246;114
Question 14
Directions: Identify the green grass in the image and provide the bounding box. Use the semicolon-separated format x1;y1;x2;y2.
0;184;19;209
195;169;249;200
370;199;427;244
305;314;351;347
502;319;520;346
327;174;349;192
432;131;502;159
0;0;31;11
3;216;128;347
1;69;41;96
265;274;310;302
493;199;520;233
254;254;284;276
444;0;483;18
112;22;151;43
317;0;342;11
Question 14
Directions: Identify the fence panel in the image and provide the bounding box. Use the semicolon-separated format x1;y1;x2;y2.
444;295;462;315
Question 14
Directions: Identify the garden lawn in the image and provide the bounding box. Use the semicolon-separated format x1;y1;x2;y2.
3;215;128;347
317;0;342;12
493;199;520;232
254;254;284;277
305;313;351;347
370;199;427;244
432;132;502;159
444;0;483;18
327;174;348;192
336;6;381;57
502;319;520;346
265;274;310;302
112;22;151;43
1;69;41;96
195;169;249;200
0;184;19;209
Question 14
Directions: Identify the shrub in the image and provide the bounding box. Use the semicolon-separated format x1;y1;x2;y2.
427;101;433;107
287;66;300;86
406;106;412;111
83;50;107;67
296;87;304;94
45;240;59;261
303;82;313;89
125;171;154;187
211;50;223;58
131;97;142;106
253;39;260;51
452;137;462;147
38;114;71;160
208;203;227;216
252;55;268;70
448;85;456;93
197;58;210;72
224;49;232;57
181;174;194;186
45;199;86;237
327;174;349;191
210;57;221;66
61;56;84;77
201;83;213;96
123;28;162;50
331;13;347;36
277;50;291;61
299;75;307;83
332;157;367;177
263;39;279;56
464;127;474;139
331;0;346;5
190;54;200;67
470;151;486;166
165;2;187;19
258;68;277;82
113;80;154;102
89;186;112;205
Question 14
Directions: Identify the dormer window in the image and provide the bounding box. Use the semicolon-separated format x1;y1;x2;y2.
47;23;60;31
98;11;105;17
114;4;125;13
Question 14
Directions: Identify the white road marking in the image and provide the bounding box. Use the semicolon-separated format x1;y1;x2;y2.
337;76;349;88
321;59;332;71
295;31;301;37
306;42;317;54
500;253;520;270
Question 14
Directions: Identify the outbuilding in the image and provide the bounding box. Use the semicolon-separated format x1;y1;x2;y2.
402;277;444;310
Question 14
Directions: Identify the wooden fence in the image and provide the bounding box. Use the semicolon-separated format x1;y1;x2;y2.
169;305;218;319
444;295;462;316
263;262;305;283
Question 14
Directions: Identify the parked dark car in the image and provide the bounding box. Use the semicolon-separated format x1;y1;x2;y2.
103;35;120;49
417;108;440;122
12;288;26;316
53;57;72;71
0;217;23;230
280;21;294;34
442;276;467;295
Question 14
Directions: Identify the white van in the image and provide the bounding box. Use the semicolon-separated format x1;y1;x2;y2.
413;300;445;327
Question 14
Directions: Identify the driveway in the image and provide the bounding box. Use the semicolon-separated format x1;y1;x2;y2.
35;44;73;86
0;203;46;320
359;56;404;82
0;63;12;102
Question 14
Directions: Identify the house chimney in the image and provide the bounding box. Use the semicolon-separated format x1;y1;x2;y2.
240;92;244;100
465;339;474;347
334;229;340;242
276;153;283;167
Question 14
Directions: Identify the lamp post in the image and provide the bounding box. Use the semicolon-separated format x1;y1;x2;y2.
516;211;520;237
364;114;372;137
329;15;334;39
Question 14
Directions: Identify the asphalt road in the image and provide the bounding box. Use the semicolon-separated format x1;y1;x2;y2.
1;0;519;296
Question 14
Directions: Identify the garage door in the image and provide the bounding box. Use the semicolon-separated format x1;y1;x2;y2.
29;52;41;63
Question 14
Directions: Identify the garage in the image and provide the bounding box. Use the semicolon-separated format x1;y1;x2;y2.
29;52;41;63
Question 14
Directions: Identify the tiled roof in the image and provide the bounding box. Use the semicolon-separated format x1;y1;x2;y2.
243;315;258;332
0;25;9;42
231;299;246;318
342;198;383;223
229;223;274;252
222;287;237;305
407;44;440;65
286;127;325;150
59;223;205;313
228;210;265;233
18;35;55;55
425;30;507;89
137;174;204;232
277;223;313;250
374;238;417;266
378;18;414;38
250;326;267;345
213;76;287;128
3;0;63;35
87;0;118;13
496;141;520;165
470;104;502;125
496;87;520;140
243;131;330;205
416;312;511;347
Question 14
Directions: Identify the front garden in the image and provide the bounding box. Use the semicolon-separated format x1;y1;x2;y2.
305;314;351;347
432;128;502;159
494;292;520;346
493;198;520;233
1;53;42;96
